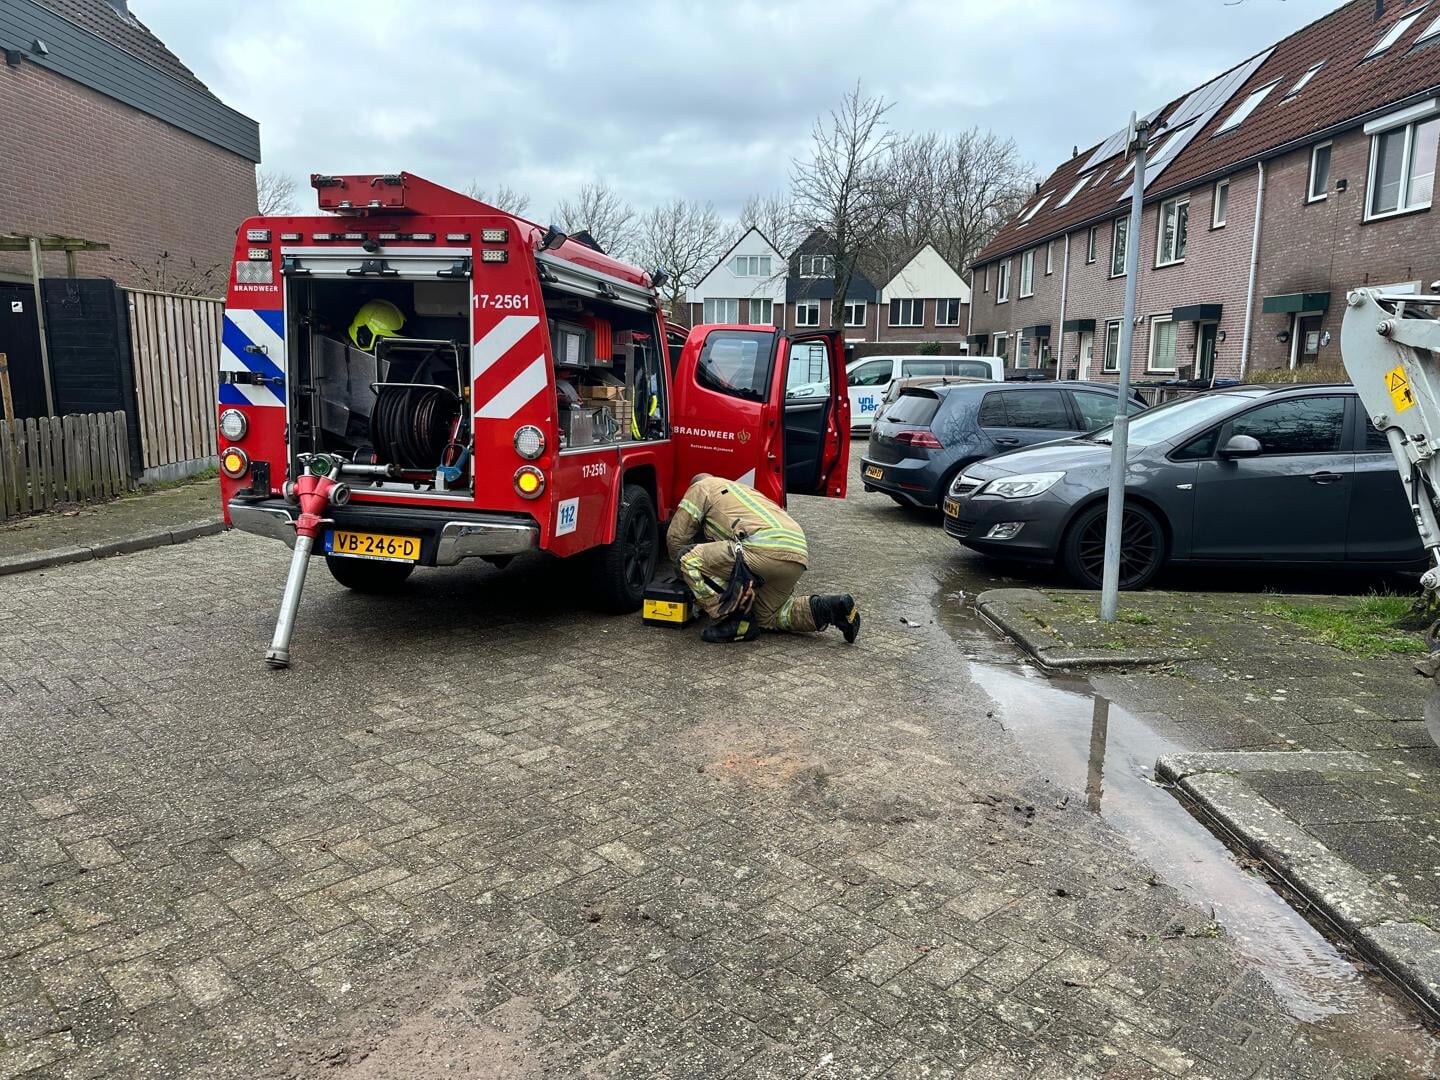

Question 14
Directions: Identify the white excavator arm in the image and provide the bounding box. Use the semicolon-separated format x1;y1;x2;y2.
1341;289;1440;605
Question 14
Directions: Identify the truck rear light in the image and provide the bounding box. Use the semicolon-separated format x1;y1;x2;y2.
481;228;508;243
481;249;508;263
513;425;545;460
247;248;271;261
514;466;545;499
218;409;248;441
220;446;250;479
342;232;366;241
280;232;302;242
377;232;400;241
409;232;436;241
312;232;337;240
446;232;470;242
895;430;943;449
246;228;271;242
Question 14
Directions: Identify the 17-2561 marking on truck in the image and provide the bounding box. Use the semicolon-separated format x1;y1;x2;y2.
473;293;529;310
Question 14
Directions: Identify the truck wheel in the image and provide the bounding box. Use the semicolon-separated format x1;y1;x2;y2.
325;555;415;593
589;484;657;613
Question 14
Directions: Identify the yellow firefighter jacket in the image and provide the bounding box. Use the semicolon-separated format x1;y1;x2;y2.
666;477;809;567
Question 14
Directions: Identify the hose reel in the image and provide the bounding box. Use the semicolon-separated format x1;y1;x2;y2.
370;383;462;470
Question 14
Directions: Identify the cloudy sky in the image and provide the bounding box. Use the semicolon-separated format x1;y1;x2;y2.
134;0;1336;219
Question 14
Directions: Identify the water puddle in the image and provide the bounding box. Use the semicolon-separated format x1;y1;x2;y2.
930;572;1439;1061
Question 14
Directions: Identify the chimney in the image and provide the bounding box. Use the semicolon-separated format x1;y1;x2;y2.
1072;145;1079;158
106;0;129;15
1376;0;1385;20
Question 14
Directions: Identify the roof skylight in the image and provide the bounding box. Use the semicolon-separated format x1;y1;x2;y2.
1365;6;1426;59
1284;62;1325;99
1056;175;1090;208
1215;80;1281;134
1018;194;1051;224
1418;13;1440;43
1092;167;1110;187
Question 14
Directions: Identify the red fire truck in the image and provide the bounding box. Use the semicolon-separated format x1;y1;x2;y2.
217;173;850;664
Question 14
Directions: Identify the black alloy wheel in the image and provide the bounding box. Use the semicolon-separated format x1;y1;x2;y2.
1063;502;1165;590
589;484;657;612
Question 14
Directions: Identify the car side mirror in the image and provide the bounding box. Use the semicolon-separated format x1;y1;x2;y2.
1219;434;1262;459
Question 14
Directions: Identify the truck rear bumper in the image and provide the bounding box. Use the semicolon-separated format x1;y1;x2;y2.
227;499;539;566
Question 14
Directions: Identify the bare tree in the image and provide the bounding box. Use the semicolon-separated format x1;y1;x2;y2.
633;199;730;318
552;180;639;260
256;170;300;216
790;83;902;327
464;181;532;217
737;192;803;254
116;251;226;297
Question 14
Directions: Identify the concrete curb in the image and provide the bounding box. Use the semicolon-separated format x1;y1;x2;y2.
1157;753;1440;1021
0;518;227;577
976;588;1196;670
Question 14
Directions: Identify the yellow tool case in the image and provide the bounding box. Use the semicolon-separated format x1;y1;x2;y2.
642;578;695;627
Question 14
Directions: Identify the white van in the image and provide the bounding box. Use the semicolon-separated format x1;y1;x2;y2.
842;355;1002;431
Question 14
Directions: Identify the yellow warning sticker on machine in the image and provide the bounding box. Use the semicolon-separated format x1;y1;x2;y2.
1387;364;1417;413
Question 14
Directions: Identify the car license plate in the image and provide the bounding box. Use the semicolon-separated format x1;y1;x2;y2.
864;465;884;480
325;530;420;562
943;497;960;517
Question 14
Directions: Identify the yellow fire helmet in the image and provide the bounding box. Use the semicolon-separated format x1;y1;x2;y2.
348;299;406;351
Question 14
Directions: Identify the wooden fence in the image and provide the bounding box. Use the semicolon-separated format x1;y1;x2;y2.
0;411;133;520
125;288;223;472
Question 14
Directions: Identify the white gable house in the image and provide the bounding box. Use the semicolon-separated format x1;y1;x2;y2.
686;227;786;327
876;244;972;347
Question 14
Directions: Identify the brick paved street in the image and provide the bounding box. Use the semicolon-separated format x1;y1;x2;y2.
1;471;1437;1078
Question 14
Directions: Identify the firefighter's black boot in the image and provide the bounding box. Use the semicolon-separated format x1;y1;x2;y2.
701;613;761;643
810;594;861;643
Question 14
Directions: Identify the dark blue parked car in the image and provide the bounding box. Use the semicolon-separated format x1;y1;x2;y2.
860;382;1146;508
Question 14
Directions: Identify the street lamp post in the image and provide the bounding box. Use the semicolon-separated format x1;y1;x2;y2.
1100;114;1149;623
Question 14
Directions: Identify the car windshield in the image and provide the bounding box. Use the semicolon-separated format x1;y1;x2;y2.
1089;390;1266;446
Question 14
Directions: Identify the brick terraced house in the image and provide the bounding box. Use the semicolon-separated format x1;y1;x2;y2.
969;0;1440;384
0;0;259;289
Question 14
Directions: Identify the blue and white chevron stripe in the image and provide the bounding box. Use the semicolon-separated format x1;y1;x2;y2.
218;309;286;408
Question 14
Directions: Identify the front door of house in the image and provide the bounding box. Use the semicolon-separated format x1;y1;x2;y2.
1196;323;1217;382
1078;331;1094;380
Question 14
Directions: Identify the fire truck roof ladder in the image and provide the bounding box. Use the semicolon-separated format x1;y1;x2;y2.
309;172;502;217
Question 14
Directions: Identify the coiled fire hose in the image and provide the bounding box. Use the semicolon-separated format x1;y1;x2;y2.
371;386;462;470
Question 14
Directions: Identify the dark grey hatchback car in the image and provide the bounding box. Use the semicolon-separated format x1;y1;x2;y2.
861;382;1145;508
944;384;1425;588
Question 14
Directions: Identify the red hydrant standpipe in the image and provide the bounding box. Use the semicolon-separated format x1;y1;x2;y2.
265;455;349;668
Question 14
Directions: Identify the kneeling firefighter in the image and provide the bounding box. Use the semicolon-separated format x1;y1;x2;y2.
666;474;860;644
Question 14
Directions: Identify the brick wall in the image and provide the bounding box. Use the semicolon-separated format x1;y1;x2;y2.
1253;126;1440;371
0;62;257;292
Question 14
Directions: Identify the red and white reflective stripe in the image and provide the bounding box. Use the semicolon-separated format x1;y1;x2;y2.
471;313;549;420
472;315;538;378
476;356;548;419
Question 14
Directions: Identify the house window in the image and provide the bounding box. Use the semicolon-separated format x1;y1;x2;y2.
798;255;833;277
998;260;1011;303
888;299;922;326
1045;241;1055;275
1086;226;1098;264
1057;175;1090;208
1421;14;1440;45
795;301;820;327
1213;179;1230;228
749;297;774;325
703;298;740;323
1367;116;1440;219
844;300;867;328
1103;319;1123;373
1019;250;1035;297
1019;194;1050;224
1147;315;1177;373
1215;81;1281;135
731;255;772;277
936;298;962;326
1110;219;1128;277
984;265;991;293
1017;337;1032;369
993;333;1008;361
1156;196;1189;266
1364;7;1424;59
1284;62;1325;100
1309;142;1332;202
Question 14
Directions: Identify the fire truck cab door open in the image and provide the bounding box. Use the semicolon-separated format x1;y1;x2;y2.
669;326;850;507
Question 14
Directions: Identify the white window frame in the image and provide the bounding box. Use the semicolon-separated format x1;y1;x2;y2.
1019;250;1035;297
798;255;833;278
888;298;922;327
1110;219;1128;278
1155;196;1189;267
1019;194;1050;224
1365;116;1439;220
750;297;774;325
1309;142;1332;203
998;259;1011;303
1147;314;1178;374
1016;336;1032;369
1365;7;1424;60
795;301;820;327
1213;179;1229;228
1421;13;1440;44
984;265;991;293
844;300;867;328
702;298;740;324
1284;62;1325;100
1045;241;1055;275
1215;80;1281;135
993;332;1009;361
1103;319;1123;373
730;254;772;278
1086;226;1098;264
1057;175;1090;208
935;298;962;326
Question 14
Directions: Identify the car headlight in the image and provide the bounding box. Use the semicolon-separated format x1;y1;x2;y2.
982;471;1065;499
